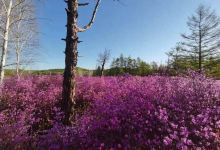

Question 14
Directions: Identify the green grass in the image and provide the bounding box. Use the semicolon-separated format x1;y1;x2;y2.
5;67;94;77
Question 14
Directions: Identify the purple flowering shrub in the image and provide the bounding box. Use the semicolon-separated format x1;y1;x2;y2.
0;76;63;149
0;73;220;149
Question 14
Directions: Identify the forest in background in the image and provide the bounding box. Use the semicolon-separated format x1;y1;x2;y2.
2;4;220;79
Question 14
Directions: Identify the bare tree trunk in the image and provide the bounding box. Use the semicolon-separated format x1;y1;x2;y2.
16;48;20;78
15;6;22;79
62;0;78;125
62;0;101;125
100;60;106;77
198;14;202;73
199;33;202;73
181;5;220;73
97;49;110;77
0;0;13;84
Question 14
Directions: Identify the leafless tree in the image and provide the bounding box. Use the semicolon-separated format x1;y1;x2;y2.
181;5;220;73
0;0;37;83
0;0;13;84
62;0;102;125
10;0;38;78
97;49;110;77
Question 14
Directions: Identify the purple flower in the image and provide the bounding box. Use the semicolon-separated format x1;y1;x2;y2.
0;74;219;149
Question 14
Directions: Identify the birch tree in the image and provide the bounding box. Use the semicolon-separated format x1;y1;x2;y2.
0;0;13;84
0;0;37;83
10;0;38;78
62;0;102;125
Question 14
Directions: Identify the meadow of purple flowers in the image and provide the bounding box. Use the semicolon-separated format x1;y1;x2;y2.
0;73;220;149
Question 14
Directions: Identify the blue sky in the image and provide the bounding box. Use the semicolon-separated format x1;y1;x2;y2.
35;0;220;70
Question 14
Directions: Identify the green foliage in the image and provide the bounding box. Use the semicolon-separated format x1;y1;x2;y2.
107;54;154;76
32;68;93;76
137;61;151;76
93;66;102;76
167;44;220;77
5;69;16;77
204;58;220;78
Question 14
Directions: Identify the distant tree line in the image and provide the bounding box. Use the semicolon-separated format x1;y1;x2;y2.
94;54;169;76
94;5;220;78
108;54;152;76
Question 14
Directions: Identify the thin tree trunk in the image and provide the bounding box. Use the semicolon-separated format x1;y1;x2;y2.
62;0;78;125
15;7;23;79
100;60;105;77
199;20;202;73
198;12;202;73
16;48;20;78
0;0;13;84
199;35;202;73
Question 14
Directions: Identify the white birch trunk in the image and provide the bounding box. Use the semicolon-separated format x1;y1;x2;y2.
0;0;13;84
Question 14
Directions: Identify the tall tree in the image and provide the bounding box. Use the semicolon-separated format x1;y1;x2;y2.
181;5;220;73
0;0;13;84
0;0;37;83
62;0;101;125
10;0;38;78
97;49;110;77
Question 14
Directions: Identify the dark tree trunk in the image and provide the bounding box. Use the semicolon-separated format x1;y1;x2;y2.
62;0;78;125
62;0;101;125
180;5;220;74
100;60;105;77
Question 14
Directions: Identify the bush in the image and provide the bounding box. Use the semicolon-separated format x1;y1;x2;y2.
0;73;220;149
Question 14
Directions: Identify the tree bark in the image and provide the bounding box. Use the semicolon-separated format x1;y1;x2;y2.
62;0;78;125
0;0;13;84
16;48;20;78
100;60;105;77
199;32;202;73
198;13;202;73
62;0;101;125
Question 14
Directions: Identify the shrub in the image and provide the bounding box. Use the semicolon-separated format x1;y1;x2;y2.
0;73;220;149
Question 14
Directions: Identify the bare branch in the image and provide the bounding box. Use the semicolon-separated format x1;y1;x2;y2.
78;3;89;6
1;0;8;12
77;0;101;32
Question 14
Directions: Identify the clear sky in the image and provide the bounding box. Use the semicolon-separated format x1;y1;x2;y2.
35;0;220;70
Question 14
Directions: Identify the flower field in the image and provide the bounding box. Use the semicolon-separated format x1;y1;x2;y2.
0;73;220;149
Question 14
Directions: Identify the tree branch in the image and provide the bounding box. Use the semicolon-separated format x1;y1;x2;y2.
78;3;89;6
3;63;17;67
1;0;8;12
3;59;34;68
76;0;101;32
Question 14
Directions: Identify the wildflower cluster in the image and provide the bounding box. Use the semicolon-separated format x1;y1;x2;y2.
0;73;220;149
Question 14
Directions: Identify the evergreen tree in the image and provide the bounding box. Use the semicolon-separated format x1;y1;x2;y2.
181;5;220;72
